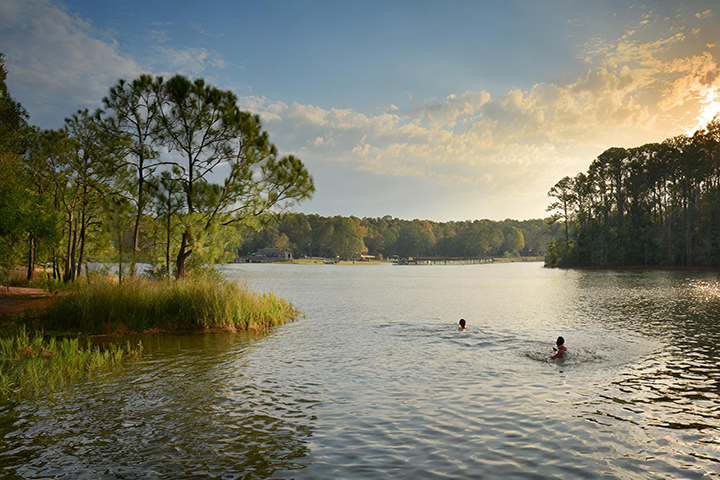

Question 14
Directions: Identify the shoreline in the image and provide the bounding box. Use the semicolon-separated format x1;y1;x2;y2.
0;278;296;336
552;264;720;271
0;287;57;321
239;256;546;266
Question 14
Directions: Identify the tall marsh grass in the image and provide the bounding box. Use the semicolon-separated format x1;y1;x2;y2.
0;327;142;398
42;275;298;335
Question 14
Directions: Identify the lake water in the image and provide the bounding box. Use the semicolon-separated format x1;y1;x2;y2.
2;262;720;478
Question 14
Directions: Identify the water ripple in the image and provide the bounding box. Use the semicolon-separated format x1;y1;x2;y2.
2;265;720;478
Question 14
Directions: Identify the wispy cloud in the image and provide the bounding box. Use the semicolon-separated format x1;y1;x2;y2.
189;23;226;39
238;11;720;216
153;46;227;75
0;0;235;126
0;0;142;126
2;0;718;219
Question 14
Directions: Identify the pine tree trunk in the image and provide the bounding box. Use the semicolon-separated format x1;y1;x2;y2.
75;210;87;279
69;221;78;282
118;230;123;284
52;248;59;280
176;229;192;279
63;214;74;282
166;216;172;279
26;234;35;282
131;210;141;277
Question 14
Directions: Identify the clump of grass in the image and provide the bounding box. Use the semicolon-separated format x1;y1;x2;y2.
41;274;298;335
0;326;143;398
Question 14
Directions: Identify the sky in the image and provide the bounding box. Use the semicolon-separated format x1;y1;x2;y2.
2;0;720;222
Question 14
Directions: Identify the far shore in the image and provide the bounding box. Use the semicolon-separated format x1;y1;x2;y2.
0;257;546;324
241;256;546;266
554;264;720;271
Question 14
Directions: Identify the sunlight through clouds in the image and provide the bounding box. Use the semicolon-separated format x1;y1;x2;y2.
3;1;720;220
233;4;720;220
688;87;720;134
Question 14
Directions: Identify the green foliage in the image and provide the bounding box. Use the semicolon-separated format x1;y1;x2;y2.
0;54;27;158
41;276;298;335
0;54;32;284
155;74;315;277
0;326;142;398
501;226;525;254
544;240;576;267
0;59;315;284
238;213;557;260
546;116;720;267
396;220;436;257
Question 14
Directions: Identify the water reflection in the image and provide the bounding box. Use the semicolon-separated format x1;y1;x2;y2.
0;333;316;478
3;264;720;478
566;270;720;476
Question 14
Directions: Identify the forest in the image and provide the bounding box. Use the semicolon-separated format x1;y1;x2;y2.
237;213;557;261
545;116;720;267
0;54;314;283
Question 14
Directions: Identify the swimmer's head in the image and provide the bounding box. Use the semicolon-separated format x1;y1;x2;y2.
556;336;565;347
459;319;466;328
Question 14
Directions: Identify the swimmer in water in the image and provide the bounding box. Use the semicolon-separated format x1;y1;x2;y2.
458;318;467;331
550;336;567;359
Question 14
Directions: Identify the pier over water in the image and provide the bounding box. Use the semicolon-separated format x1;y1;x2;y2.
396;256;494;265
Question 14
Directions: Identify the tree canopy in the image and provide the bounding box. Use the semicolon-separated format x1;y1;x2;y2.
546;116;720;267
236;213;555;261
0;59;315;283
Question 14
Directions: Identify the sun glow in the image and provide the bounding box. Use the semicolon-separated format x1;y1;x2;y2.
688;88;720;134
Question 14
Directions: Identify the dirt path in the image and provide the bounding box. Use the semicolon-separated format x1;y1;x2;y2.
0;287;57;318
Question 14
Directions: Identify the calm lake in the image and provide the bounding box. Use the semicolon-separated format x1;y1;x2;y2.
2;262;720;478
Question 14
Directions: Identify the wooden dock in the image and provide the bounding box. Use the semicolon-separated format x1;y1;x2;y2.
395;256;494;265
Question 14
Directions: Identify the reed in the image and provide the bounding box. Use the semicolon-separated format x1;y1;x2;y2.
0;326;143;398
41;274;298;335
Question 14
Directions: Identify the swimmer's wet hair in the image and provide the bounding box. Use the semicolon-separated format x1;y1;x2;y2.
459;319;466;327
556;336;565;346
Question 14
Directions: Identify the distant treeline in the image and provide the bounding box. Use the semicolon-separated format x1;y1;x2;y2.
546;117;720;267
237;213;559;260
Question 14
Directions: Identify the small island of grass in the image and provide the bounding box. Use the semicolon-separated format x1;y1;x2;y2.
42;274;298;336
0;272;298;398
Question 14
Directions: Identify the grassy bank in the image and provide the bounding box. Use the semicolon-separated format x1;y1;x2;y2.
0;327;142;397
41;276;299;335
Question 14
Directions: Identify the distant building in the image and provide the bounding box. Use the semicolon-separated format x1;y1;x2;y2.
258;248;292;261
236;248;293;263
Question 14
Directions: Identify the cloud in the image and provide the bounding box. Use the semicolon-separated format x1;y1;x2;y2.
0;0;230;127
0;0;142;126
3;0;718;219
188;23;226;39
150;29;171;44
239;12;720;216
153;46;227;75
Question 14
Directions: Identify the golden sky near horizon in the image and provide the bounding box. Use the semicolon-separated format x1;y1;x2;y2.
1;1;720;220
